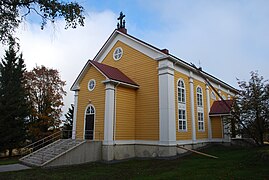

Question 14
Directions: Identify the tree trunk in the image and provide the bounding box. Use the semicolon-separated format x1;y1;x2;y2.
8;148;12;157
260;132;264;146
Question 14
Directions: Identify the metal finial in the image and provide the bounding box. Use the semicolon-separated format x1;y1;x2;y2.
117;11;126;29
123;20;125;28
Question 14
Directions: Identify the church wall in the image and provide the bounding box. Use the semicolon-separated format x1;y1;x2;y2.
115;86;136;140
76;66;105;140
193;79;209;139
101;41;159;141
211;116;223;138
174;71;192;140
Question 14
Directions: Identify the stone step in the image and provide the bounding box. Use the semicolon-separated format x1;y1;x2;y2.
20;139;85;167
24;157;43;165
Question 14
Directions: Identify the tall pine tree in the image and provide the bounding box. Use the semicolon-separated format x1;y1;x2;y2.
0;39;28;156
62;104;74;138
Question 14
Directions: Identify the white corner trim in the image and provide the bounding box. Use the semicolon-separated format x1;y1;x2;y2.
189;75;196;141
158;59;176;146
72;91;79;139
103;83;115;145
206;85;212;139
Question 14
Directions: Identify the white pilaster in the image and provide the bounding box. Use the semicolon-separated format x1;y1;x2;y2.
189;71;196;142
103;83;115;145
158;59;176;146
206;84;212;139
72;91;79;139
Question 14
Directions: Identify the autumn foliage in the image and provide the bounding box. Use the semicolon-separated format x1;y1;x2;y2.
232;71;269;146
24;66;66;141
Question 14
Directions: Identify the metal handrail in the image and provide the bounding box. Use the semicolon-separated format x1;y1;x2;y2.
20;131;62;157
23;131;61;149
20;130;102;157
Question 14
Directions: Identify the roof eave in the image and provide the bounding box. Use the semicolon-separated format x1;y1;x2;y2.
92;29;118;62
209;113;232;117
102;79;139;89
70;60;92;91
157;55;238;94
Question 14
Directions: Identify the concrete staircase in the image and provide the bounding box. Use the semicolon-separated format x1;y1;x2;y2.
20;139;85;167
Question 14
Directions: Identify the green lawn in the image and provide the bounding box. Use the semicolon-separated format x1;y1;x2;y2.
0;157;19;165
0;145;269;180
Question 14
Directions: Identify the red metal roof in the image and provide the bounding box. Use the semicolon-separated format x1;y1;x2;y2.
89;60;138;86
209;100;234;116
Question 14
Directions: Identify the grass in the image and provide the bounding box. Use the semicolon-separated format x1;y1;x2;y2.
0;157;19;165
0;145;269;180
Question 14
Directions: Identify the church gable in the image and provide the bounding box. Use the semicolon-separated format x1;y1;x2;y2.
75;65;106;140
93;30;167;64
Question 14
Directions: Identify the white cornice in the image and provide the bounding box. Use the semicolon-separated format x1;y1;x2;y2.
94;30;166;63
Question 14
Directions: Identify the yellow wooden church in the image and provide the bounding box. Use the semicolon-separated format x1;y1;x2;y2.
70;14;237;161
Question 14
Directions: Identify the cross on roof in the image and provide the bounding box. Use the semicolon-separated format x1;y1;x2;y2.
117;12;126;29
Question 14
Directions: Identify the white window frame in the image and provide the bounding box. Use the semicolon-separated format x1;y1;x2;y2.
86;104;95;115
84;104;96;140
178;79;185;103
198;112;204;131
113;47;123;61
88;79;96;91
197;86;205;131
177;79;187;131
197;86;203;107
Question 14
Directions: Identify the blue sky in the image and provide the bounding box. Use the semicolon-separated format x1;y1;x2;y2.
79;0;269;85
1;0;269;116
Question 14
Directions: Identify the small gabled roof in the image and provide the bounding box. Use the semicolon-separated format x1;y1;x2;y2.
89;60;138;86
70;60;138;91
209;100;234;116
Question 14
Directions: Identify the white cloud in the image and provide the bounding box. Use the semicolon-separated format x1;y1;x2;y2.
1;1;269;118
137;0;269;87
0;10;117;118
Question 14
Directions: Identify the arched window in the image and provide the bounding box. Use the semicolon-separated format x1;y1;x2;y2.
197;86;204;131
178;80;185;103
86;105;95;115
197;87;203;107
177;79;187;131
85;105;95;140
